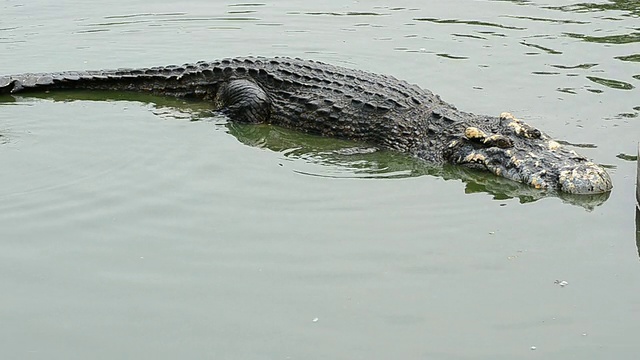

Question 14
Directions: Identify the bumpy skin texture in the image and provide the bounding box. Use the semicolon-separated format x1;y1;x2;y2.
0;56;612;194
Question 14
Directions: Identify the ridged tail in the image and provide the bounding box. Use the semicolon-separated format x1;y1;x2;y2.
0;63;218;98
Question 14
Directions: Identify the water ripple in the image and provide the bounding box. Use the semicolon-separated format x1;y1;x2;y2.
546;2;640;17
564;31;640;44
452;33;487;40
103;12;187;19
77;12;261;34
302;12;385;16
550;63;598;69
616;54;640;62
413;17;526;30
505;15;589;24
436;53;468;60
228;3;266;7
587;76;635;90
520;41;563;55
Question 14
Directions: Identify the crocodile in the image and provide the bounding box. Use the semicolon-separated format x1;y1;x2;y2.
0;56;612;194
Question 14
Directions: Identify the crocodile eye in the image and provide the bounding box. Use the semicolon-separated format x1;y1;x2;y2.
464;127;513;149
482;134;513;149
530;128;541;139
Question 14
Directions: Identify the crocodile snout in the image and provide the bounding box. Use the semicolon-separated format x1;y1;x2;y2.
558;162;612;194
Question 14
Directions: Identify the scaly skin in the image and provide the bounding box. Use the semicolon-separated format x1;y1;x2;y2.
0;56;612;194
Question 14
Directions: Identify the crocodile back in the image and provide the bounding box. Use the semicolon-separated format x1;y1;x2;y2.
1;56;443;151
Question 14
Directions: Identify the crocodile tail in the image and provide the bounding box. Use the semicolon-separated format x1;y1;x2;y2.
0;63;216;98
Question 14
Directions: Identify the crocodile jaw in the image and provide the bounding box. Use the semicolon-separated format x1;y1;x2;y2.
483;149;613;194
446;138;613;195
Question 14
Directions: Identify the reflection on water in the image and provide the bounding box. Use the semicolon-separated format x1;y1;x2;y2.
586;76;635;90
75;7;270;34
301;11;385;16
413;17;526;30
548;1;640;17
81;15;261;32
616;54;640;62
226;121;610;210
0;91;611;210
520;41;562;55
404;4;639;101
0;1;638;358
1;90;217;114
564;31;640;45
555;1;639;47
505;15;589;24
549;63;598;69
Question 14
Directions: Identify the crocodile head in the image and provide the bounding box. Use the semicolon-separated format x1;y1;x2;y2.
443;112;612;195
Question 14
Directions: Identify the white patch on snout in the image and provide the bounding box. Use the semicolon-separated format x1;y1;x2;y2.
548;140;561;150
558;162;613;194
500;112;516;121
464;153;486;164
529;175;549;189
464;127;487;140
510;156;523;167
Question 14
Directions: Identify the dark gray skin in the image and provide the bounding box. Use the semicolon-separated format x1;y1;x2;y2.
0;56;612;194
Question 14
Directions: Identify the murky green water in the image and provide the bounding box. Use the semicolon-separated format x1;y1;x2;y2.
1;1;639;359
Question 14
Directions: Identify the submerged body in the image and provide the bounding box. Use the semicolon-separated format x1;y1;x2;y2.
0;56;612;194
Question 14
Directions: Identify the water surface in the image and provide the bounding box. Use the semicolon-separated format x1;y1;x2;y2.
1;1;639;359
